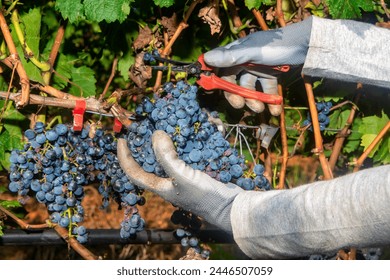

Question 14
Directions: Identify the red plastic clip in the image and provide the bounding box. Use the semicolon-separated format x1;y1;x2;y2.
113;118;123;133
72;99;86;131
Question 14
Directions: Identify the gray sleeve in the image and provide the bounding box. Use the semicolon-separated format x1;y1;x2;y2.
302;17;390;89
230;165;390;259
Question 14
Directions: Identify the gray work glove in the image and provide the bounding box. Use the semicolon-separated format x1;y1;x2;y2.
117;131;243;233
203;17;313;115
231;165;390;259
118;131;390;259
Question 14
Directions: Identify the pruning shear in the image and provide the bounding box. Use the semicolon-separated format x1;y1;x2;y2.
149;53;289;105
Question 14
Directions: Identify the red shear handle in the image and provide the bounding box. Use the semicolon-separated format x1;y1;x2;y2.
197;73;283;105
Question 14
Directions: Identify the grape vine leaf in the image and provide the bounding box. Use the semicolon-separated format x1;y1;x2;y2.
325;109;351;136
0;200;21;209
118;52;134;81
84;0;133;23
68;66;97;97
55;0;85;23
325;0;374;19
11;7;44;84
358;111;389;159
244;0;275;10
153;0;175;8
375;136;390;164
51;54;73;90
343;118;362;154
0;105;26;166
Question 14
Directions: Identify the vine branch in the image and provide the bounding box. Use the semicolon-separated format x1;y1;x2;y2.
48;23;66;67
99;56;118;101
0;10;30;107
277;83;288;189
304;76;333;180
222;0;246;37
252;8;269;30
0;204;49;230
0;91;134;119
276;0;286;27
328;87;361;171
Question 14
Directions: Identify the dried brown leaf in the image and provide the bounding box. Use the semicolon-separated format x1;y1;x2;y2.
129;53;152;88
198;0;221;35
311;0;322;6
133;25;153;50
161;13;179;39
266;7;275;22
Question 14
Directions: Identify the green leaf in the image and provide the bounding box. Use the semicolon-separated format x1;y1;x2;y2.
324;109;351;136
0;200;22;209
51;54;73;90
0;130;23;170
325;0;374;19
358;111;389;158
55;0;85;23
375;136;390;164
153;0;175;8
0;129;23;152
358;111;389;135
245;0;262;9
84;0;133;23
244;0;275;10
68;66;97;97
1;104;26;154
117;52;134;81
361;134;380;156
20;8;41;56
11;8;44;83
343;119;362;154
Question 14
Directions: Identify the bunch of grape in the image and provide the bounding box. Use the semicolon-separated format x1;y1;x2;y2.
8;122;144;242
127;80;270;191
142;49;160;64
126;80;270;250
303;101;332;131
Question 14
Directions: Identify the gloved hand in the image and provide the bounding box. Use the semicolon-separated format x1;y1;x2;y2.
203;17;313;115
118;130;390;259
117;130;243;233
